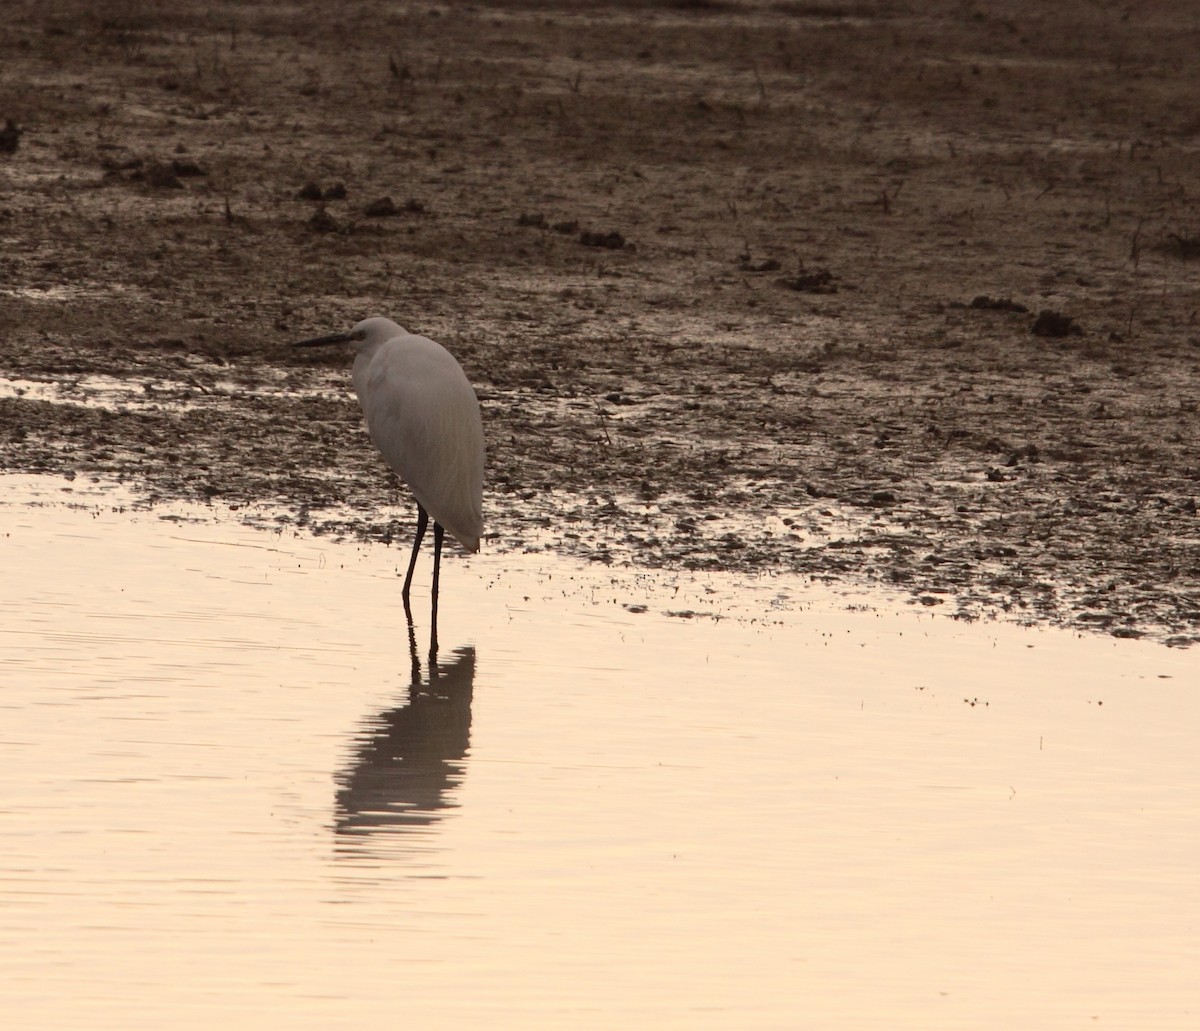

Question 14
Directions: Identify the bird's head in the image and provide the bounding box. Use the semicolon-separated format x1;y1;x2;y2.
293;316;404;352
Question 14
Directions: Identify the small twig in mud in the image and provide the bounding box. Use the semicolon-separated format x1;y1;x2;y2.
567;70;583;93
1125;303;1138;340
751;62;767;102
223;196;250;229
1129;217;1146;268
596;405;612;446
388;54;412;82
876;180;903;214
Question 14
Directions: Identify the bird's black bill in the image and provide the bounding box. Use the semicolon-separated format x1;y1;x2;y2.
293;330;355;348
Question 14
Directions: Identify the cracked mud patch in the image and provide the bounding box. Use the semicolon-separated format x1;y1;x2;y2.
1;0;1199;645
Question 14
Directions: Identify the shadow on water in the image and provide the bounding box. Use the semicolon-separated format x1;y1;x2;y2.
333;624;475;857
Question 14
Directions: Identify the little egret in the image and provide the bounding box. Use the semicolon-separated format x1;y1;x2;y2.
294;317;484;633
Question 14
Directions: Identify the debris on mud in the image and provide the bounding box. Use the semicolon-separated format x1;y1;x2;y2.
1164;232;1200;261
364;196;399;217
170;158;207;178
776;269;837;293
141;162;185;189
739;257;782;273
0;118;20;154
364;196;424;217
299;181;347;201
579;229;626;249
1031;310;1083;337
968;296;1030;313
307;206;341;232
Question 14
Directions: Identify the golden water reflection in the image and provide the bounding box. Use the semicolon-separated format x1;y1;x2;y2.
2;476;1198;1031
335;644;475;851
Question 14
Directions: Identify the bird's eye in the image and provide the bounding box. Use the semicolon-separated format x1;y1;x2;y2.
354;330;367;340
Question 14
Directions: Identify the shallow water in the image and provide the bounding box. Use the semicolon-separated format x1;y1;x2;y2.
1;475;1197;1030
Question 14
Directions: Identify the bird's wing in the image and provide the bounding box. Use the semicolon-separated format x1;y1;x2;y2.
355;336;484;551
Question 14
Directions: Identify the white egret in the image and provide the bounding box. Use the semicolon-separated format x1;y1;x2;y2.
294;317;484;631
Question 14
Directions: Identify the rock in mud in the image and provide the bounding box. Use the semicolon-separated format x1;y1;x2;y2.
580;229;625;249
776;269;837;293
1032;310;1082;337
0;118;23;154
969;295;1029;312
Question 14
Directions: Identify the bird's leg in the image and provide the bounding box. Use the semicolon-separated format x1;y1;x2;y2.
430;521;444;658
405;607;421;683
402;504;429;613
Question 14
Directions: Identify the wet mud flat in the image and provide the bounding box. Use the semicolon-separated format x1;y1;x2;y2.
0;0;1198;644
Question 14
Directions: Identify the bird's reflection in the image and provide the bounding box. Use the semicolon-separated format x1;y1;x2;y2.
334;626;475;855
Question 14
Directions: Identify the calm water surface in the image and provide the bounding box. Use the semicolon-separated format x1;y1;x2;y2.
1;476;1197;1029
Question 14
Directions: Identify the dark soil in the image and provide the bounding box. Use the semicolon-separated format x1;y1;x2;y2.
1;0;1199;644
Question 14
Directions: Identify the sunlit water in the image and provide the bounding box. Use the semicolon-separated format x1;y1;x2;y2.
1;475;1197;1030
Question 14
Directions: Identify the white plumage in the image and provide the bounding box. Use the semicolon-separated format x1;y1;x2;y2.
294;316;484;628
349;318;484;552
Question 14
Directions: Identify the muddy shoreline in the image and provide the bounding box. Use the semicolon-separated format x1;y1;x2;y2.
1;1;1198;644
